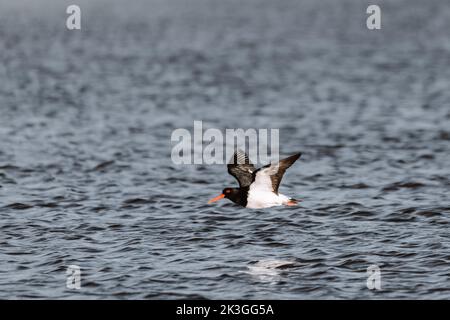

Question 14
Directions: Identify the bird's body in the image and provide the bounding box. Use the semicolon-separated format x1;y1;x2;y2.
247;189;291;209
208;150;302;209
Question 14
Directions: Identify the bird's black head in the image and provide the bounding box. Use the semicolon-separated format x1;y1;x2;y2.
222;187;235;199
208;187;246;206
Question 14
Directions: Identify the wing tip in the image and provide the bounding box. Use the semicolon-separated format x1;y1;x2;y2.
229;148;252;165
288;152;302;162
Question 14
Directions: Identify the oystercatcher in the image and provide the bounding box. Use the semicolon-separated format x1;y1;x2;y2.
208;150;302;208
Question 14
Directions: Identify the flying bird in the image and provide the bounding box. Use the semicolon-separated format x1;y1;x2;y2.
208;150;302;208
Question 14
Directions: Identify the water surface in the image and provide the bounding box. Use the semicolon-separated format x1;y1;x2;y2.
0;0;449;299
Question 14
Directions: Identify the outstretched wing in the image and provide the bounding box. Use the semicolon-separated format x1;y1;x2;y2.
227;149;256;188
251;153;301;194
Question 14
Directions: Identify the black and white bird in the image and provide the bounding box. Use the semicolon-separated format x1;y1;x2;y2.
208;150;302;208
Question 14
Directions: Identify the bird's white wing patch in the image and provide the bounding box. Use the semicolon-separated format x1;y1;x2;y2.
250;168;274;193
250;163;279;192
246;164;290;208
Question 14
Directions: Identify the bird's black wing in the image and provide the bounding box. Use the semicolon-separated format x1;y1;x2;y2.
252;153;301;194
227;149;256;188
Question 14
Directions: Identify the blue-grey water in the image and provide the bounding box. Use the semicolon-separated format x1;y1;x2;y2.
0;0;450;299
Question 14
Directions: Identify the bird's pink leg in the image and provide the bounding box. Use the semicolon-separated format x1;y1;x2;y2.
286;199;300;206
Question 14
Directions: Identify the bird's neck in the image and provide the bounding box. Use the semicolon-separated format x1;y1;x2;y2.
229;187;249;207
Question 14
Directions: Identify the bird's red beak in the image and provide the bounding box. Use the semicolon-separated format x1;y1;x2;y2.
208;193;225;204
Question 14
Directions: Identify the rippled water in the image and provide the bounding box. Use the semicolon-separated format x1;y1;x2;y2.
1;0;450;299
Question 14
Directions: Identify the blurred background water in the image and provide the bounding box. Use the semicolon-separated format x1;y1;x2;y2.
0;0;449;299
